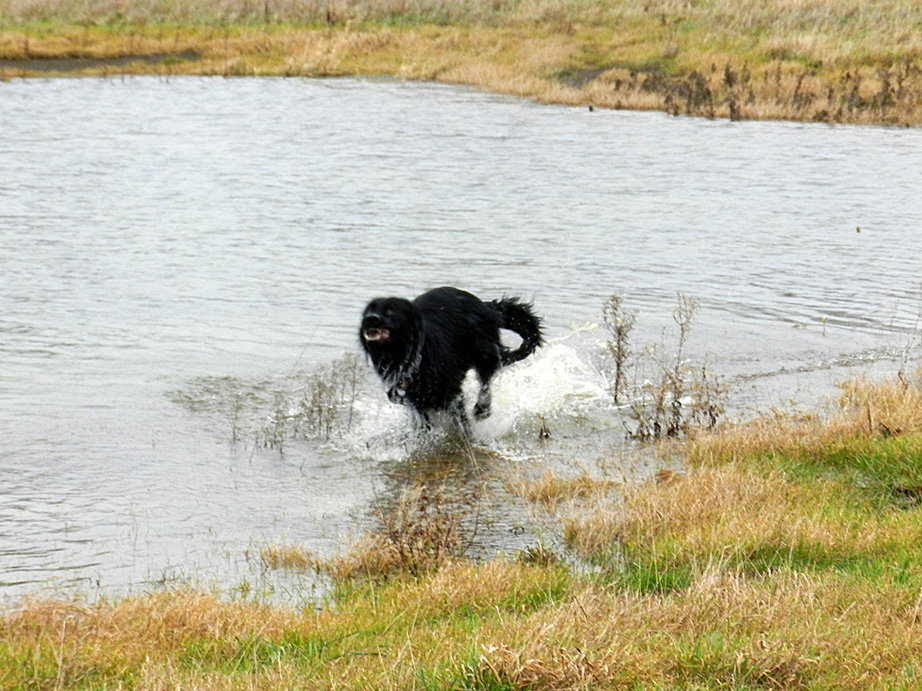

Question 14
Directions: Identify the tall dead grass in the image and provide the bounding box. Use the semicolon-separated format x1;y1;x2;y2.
588;59;922;124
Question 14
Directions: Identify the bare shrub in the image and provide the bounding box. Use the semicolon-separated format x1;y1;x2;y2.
603;294;727;440
258;391;291;451
171;352;365;449
602;294;636;405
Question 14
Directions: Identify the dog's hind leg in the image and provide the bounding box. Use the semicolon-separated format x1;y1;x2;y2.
418;411;433;432
473;383;492;420
472;352;501;420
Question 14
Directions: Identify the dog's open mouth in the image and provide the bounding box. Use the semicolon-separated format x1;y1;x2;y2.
362;327;390;343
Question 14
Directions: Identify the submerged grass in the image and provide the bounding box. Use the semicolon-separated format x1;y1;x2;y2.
3;0;922;124
8;369;922;688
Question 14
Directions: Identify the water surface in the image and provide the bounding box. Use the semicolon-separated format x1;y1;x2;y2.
2;77;921;602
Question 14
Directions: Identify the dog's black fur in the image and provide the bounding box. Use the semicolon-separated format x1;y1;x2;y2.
360;286;543;429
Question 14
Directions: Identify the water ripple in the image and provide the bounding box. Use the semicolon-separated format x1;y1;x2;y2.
1;76;921;600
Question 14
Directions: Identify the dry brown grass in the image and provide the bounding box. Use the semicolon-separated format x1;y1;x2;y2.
0;560;570;689
257;543;315;571
557;458;922;570
509;468;621;511
4;0;922;40
617;464;920;566
476;568;922;689
2;591;308;688
690;367;922;469
7;561;922;689
7;557;922;689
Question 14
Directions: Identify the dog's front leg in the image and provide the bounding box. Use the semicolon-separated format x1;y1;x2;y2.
473;383;492;420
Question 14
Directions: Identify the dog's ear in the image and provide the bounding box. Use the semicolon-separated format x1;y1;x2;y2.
387;299;422;332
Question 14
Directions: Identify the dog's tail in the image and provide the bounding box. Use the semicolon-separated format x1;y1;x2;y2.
490;297;544;366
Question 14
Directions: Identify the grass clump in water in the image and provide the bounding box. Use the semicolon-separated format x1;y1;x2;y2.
321;479;476;582
257;470;485;583
171;352;365;450
256;543;316;572
508;468;621;512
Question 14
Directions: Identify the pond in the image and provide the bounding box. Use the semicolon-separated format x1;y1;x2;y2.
2;76;921;603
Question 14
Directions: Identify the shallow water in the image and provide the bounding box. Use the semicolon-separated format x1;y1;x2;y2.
2;76;922;602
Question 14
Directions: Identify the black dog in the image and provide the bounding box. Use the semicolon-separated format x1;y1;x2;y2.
360;286;543;430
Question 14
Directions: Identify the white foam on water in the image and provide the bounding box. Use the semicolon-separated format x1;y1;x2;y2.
339;332;622;462
475;340;616;439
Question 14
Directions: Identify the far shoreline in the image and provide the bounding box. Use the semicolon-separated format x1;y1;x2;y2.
2;18;921;127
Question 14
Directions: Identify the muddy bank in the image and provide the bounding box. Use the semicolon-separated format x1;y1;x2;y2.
0;50;199;73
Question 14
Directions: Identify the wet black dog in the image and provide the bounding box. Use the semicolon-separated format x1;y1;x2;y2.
360;286;543;430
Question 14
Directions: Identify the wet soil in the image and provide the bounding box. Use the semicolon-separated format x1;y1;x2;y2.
0;51;200;74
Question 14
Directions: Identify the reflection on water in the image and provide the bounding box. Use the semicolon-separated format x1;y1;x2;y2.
2;76;922;601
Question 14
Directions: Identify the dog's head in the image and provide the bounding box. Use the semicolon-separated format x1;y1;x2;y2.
360;297;421;357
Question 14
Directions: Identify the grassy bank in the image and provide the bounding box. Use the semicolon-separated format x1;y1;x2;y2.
2;0;922;124
5;370;922;689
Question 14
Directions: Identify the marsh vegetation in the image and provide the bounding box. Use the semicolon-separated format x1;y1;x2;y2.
3;0;922;124
170;352;366;451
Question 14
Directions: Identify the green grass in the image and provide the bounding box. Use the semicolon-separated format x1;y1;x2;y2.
179;632;333;674
788;434;922;497
612;557;695;595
